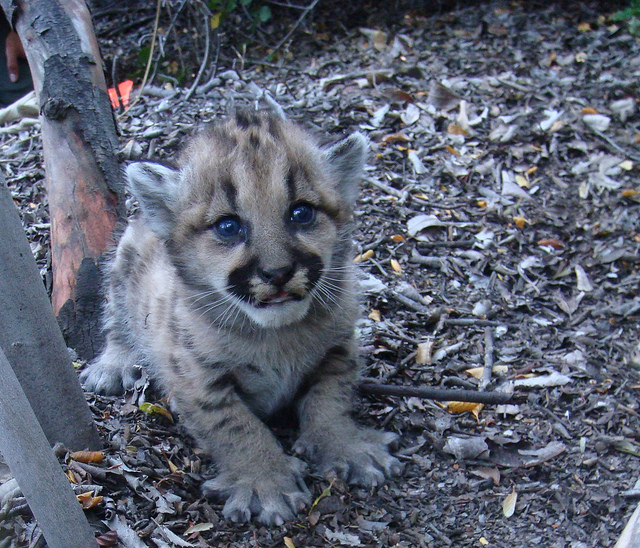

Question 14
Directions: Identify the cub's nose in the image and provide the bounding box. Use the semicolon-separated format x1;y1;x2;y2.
258;264;296;287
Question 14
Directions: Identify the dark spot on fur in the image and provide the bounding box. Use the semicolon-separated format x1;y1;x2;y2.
228;257;260;302
221;177;237;211
249;132;260;149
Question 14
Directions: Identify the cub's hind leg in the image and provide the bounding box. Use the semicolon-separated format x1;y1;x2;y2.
80;333;142;395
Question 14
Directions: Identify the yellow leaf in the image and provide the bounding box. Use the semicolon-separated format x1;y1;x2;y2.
502;489;518;518
139;402;174;423
210;13;221;29
513;216;526;229
515;175;529;188
70;450;104;464
368;309;381;322
465;367;484;380
479;537;489;546
577;22;591;32
622;189;638;197
446;401;483;415
354;249;374;263
526;166;538;176
77;491;103;510
167;458;180;474
284;537;296;548
477;200;487;208
391;234;405;243
390;259;402;273
67;469;77;484
582;107;598;115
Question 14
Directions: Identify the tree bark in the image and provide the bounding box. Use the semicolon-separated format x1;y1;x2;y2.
0;0;125;360
0;175;101;450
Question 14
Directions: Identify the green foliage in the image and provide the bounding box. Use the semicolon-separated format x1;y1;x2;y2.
207;0;272;26
613;0;640;36
613;0;640;21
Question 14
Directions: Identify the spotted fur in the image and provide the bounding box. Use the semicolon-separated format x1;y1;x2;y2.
81;112;401;525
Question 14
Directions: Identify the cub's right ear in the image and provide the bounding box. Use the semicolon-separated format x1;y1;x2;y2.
126;162;180;240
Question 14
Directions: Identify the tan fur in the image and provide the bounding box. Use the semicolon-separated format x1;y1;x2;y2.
81;112;401;525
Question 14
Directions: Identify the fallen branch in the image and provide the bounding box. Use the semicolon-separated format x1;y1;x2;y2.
358;381;513;404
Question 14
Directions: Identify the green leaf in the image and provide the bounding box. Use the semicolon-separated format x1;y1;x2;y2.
257;5;272;23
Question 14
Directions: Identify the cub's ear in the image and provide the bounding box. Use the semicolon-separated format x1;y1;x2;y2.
325;132;368;207
126;162;180;240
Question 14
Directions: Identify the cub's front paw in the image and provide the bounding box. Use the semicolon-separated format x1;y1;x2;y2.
295;427;403;487
203;455;311;525
80;350;141;395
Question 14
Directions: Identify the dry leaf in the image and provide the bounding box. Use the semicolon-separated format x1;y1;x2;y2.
446;145;460;156
95;531;119;547
575;264;593;292
77;491;103;510
407;150;427;174
390;259;402;273
619;160;633;171
447;123;467;136
426;81;461;111
354;249;374;263
622;189;638;197
284;537;296;548
401;103;420;126
184;523;214;535
537;238;565;249
515;174;529;188
472;467;501;486
446;401;484;417
513;216;526;228
582;107;598;115
368;309;381;322
70;450;105;464
391;234;405;242
139;402;174;423
502;489;517;518
577;21;591;32
382;132;411;145
416;340;434;365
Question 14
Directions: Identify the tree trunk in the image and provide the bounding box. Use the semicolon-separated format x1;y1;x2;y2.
0;175;102;450
0;0;125;360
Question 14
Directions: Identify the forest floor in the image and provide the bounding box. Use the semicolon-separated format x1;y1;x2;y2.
2;1;640;547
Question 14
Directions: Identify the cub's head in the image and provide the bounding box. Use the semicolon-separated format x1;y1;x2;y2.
127;111;366;328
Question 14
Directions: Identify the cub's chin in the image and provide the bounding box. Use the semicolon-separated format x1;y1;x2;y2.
238;296;312;328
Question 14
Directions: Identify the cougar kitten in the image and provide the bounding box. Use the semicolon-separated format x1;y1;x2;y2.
81;111;401;525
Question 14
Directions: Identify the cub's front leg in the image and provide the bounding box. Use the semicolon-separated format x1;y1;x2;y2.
177;372;310;525
294;345;403;486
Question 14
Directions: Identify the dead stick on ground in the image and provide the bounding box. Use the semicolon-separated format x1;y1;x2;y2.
358;381;512;405
480;326;494;390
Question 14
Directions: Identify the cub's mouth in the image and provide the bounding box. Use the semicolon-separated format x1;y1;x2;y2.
254;290;305;308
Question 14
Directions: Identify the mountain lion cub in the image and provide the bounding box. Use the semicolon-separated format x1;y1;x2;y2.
81;111;401;525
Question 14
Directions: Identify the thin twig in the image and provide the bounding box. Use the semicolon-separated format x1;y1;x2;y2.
480;326;494;390
588;126;640;162
358;381;513;404
122;0;162;116
262;0;320;62
184;7;211;101
364;176;405;199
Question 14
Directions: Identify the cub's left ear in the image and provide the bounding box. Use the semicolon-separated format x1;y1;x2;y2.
325;132;368;207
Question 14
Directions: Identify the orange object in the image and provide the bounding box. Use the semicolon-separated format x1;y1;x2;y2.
108;80;134;108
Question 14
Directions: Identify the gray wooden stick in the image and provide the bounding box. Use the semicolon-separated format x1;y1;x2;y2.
0;346;98;548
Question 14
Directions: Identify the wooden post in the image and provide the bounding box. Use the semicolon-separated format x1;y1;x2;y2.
0;0;126;360
0;175;101;450
0;346;98;548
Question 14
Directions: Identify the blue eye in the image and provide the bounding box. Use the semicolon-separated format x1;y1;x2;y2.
290;203;315;225
215;217;242;239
